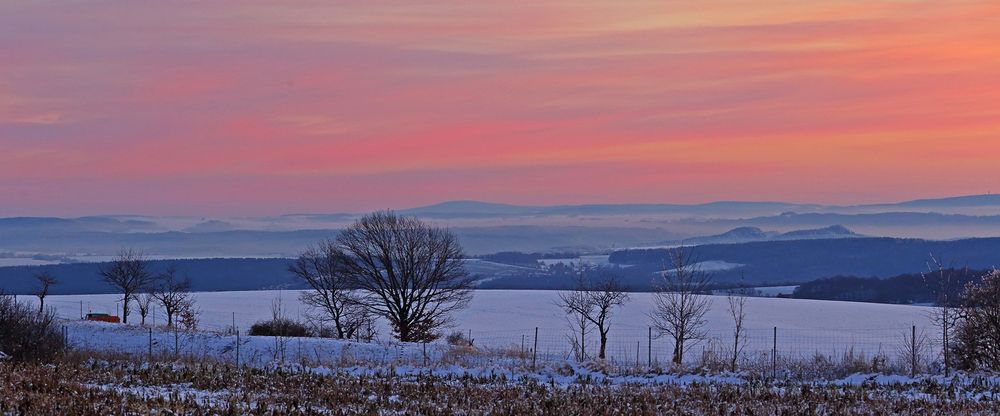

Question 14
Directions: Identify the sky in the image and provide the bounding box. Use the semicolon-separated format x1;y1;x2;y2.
2;1;1000;216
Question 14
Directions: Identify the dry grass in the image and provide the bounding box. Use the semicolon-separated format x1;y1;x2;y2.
2;351;1000;415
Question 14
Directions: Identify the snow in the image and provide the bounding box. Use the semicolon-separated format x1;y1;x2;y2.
41;289;939;364
64;319;995;395
84;382;240;407
63;319;760;388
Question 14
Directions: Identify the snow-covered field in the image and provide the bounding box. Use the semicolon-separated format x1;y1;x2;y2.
39;289;938;363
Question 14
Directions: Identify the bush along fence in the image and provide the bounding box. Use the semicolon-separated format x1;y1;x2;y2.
61;319;945;380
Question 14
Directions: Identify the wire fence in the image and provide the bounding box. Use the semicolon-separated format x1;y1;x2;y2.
37;295;944;376
457;325;940;369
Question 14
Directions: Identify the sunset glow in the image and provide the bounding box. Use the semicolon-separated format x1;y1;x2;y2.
2;1;1000;215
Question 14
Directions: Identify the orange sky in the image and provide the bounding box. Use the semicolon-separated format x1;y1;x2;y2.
2;1;1000;215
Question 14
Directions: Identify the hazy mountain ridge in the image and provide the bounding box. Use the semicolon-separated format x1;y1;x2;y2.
2;194;1000;259
678;225;862;245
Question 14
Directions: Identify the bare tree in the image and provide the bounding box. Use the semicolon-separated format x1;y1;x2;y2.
558;272;629;360
290;241;372;339
151;266;193;328
922;253;965;377
650;248;713;365
898;327;931;376
559;274;593;360
270;296;290;363
136;292;155;326
338;211;473;342
726;286;750;371
33;271;58;314
564;306;593;361
99;249;153;324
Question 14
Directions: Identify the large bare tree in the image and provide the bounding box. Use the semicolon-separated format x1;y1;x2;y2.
99;249;153;324
151;266;193;328
650;248;713;365
338;211;473;342
290;241;372;339
33;271;58;314
558;272;629;360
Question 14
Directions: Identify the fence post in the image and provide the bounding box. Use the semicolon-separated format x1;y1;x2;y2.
532;327;538;369
771;326;777;379
648;327;652;367
911;325;916;377
521;334;525;358
636;341;640;367
174;328;179;358
236;330;241;368
423;341;428;366
80;301;83;319
148;328;152;361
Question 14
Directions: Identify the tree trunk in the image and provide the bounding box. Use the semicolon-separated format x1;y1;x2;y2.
335;322;345;339
599;331;608;359
673;338;684;364
38;298;44;314
732;334;739;371
122;300;130;324
398;323;411;342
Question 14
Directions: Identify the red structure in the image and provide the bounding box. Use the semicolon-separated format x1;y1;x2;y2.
85;313;120;323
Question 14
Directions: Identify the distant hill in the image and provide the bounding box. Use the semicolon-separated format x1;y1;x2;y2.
0;258;299;295
4;236;1000;294
609;237;1000;285
0;257;544;295
861;194;1000;209
777;225;862;240
399;200;822;218
0;216;160;233
681;225;862;245
791;269;989;305
703;212;1000;228
400;194;1000;218
0;226;678;257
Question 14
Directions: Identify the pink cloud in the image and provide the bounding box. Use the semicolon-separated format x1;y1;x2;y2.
2;0;1000;215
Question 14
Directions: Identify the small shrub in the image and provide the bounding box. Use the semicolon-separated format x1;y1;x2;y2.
446;331;472;346
178;304;200;331
249;318;311;337
0;293;67;362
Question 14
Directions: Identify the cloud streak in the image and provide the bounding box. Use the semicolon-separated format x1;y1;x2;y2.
1;0;999;215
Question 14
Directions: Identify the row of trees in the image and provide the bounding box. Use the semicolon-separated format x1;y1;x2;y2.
99;249;196;328
290;210;742;363
556;249;748;367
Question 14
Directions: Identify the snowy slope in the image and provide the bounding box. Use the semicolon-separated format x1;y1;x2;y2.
43;289;938;364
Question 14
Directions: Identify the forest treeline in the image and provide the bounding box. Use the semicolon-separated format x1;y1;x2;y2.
791;269;987;305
